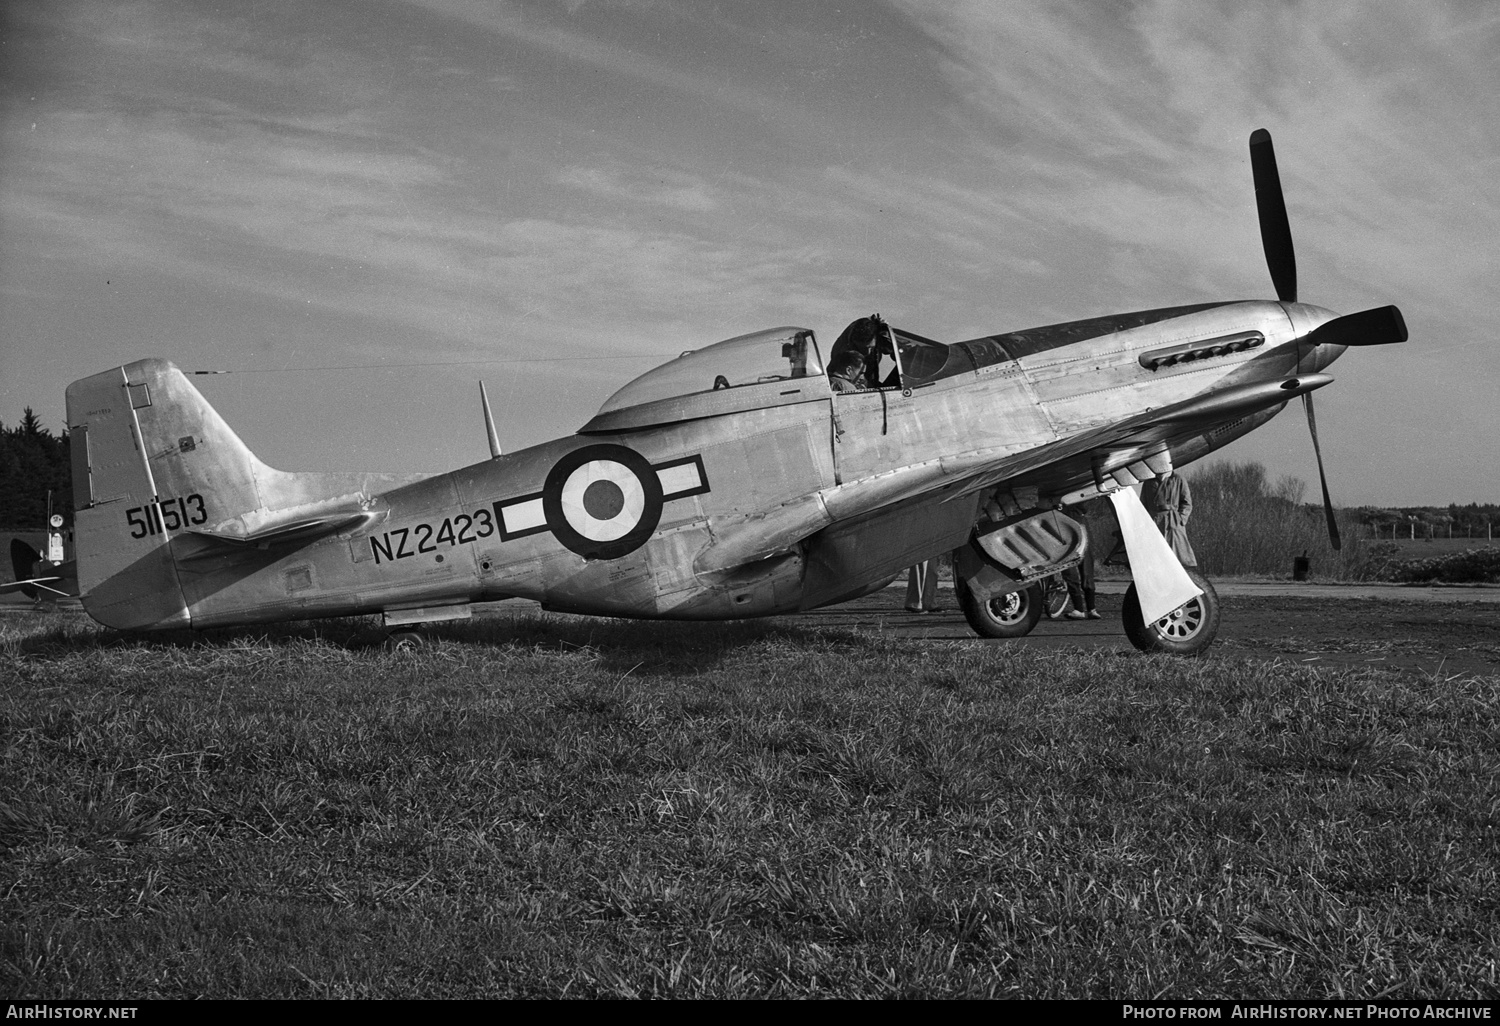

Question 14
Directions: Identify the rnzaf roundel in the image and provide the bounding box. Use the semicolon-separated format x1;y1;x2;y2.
493;444;710;560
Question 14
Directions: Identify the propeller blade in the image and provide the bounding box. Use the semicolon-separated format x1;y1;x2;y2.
1301;392;1341;551
1250;128;1297;303
1305;305;1408;348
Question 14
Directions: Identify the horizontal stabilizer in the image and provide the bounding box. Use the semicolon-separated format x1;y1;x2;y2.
187;510;379;548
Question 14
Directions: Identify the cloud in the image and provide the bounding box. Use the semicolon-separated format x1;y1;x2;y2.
484;217;853;338
406;0;813;127
557;164;717;211
884;1;1500;316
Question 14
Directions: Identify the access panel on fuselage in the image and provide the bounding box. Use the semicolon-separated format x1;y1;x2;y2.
829;366;1054;484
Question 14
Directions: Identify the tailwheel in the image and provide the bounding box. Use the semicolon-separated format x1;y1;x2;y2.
956;578;1044;639
1121;569;1221;656
382;627;428;653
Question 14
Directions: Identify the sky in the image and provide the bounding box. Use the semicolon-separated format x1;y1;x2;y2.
2;0;1496;507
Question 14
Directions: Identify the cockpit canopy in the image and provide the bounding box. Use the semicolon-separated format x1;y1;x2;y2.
578;320;993;433
580;327;827;432
598;327;823;413
578;304;1249;433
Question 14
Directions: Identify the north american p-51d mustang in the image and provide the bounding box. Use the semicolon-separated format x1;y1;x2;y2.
62;131;1405;653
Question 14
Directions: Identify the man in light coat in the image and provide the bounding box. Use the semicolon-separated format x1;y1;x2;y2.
1144;471;1196;567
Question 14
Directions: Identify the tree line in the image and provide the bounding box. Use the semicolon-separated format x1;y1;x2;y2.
1353;502;1500;540
1179;461;1499;581
0;409;73;530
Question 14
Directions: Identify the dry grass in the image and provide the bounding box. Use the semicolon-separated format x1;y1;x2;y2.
2;609;1498;998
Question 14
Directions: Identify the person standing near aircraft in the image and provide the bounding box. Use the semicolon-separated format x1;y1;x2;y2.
1144;470;1196;567
1061;518;1100;619
905;558;942;613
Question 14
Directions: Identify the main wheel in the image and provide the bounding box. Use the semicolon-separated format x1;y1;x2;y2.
957;579;1044;639
1121;569;1220;656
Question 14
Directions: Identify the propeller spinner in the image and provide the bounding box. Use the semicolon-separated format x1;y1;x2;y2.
1249;129;1408;551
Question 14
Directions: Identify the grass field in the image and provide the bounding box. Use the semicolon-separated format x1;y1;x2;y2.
2;610;1498;999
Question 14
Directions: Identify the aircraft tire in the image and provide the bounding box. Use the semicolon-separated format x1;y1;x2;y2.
1121;569;1220;656
382;628;428;653
957;579;1044;639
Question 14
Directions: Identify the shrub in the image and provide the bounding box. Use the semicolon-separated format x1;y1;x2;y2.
1184;461;1380;580
1387;545;1500;583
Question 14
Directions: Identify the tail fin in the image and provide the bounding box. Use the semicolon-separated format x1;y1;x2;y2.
66;358;417;629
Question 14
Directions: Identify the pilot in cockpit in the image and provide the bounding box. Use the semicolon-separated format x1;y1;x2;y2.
829;315;898;391
827;350;868;392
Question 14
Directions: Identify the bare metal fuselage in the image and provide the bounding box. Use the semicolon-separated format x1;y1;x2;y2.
69;299;1340;631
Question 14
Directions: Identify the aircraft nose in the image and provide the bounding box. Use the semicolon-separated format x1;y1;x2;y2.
1310;340;1348;372
1283;303;1345;372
